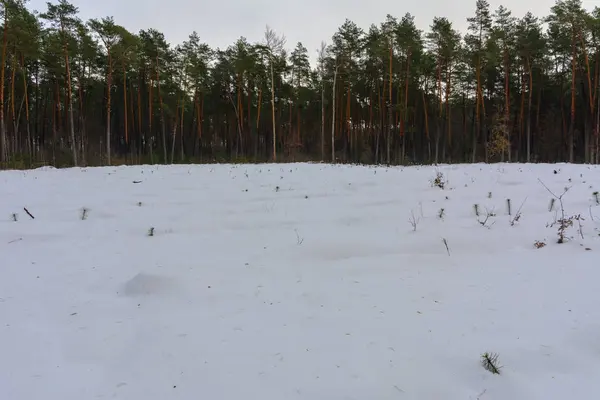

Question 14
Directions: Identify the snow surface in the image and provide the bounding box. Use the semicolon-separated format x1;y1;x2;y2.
1;162;600;400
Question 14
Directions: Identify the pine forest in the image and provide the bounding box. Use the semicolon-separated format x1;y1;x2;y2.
1;0;600;168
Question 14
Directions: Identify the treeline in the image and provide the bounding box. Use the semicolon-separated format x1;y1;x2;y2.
1;0;599;168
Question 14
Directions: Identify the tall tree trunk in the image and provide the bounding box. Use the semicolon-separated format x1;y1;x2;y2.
20;54;31;158
170;102;177;163
402;51;411;164
504;47;511;162
148;75;154;162
106;49;112;165
331;64;338;163
10;51;17;150
435;60;443;164
129;81;135;157
474;59;483;163
123;63;128;145
62;21;77;166
321;81;325;161
1;9;8;163
137;79;142;143
77;62;87;165
580;33;593;163
526;58;533;163
270;60;276;161
597;85;600;164
387;46;392;165
445;63;452;162
422;87;431;162
569;38;576;163
180;96;185;160
156;56;167;163
256;87;262;133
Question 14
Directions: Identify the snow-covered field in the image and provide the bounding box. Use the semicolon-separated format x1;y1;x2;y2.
1;162;600;400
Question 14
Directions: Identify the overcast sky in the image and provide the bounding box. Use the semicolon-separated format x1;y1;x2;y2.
27;0;593;62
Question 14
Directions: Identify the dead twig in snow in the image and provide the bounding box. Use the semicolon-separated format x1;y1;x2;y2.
295;229;304;245
574;214;585;239
510;197;527;226
590;206;598;222
408;210;420;231
442;238;450;256
478;207;496;229
23;207;34;219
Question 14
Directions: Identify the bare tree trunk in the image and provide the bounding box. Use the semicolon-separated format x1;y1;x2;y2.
62;22;78;166
387;46;392;165
526;58;533;163
270;60;276;161
596;86;600;164
106;50;112;165
123;63;128;145
10;52;17;150
156;56;167;164
331;64;338;163
569;40;576;163
1;10;8;163
504;49;511;162
263;26;285;160
170;104;177;164
180;97;185;161
321;84;325;161
422;89;431;162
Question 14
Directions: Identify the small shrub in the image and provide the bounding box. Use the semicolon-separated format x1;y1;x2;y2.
534;240;546;249
481;352;502;375
11;213;18;222
593;191;599;205
545;209;584;243
550;214;585;243
438;208;445;220
431;171;446;189
539;180;575;243
147;227;155;237
80;207;89;220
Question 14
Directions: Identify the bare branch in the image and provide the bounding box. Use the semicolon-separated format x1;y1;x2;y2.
538;178;570;199
264;25;286;55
